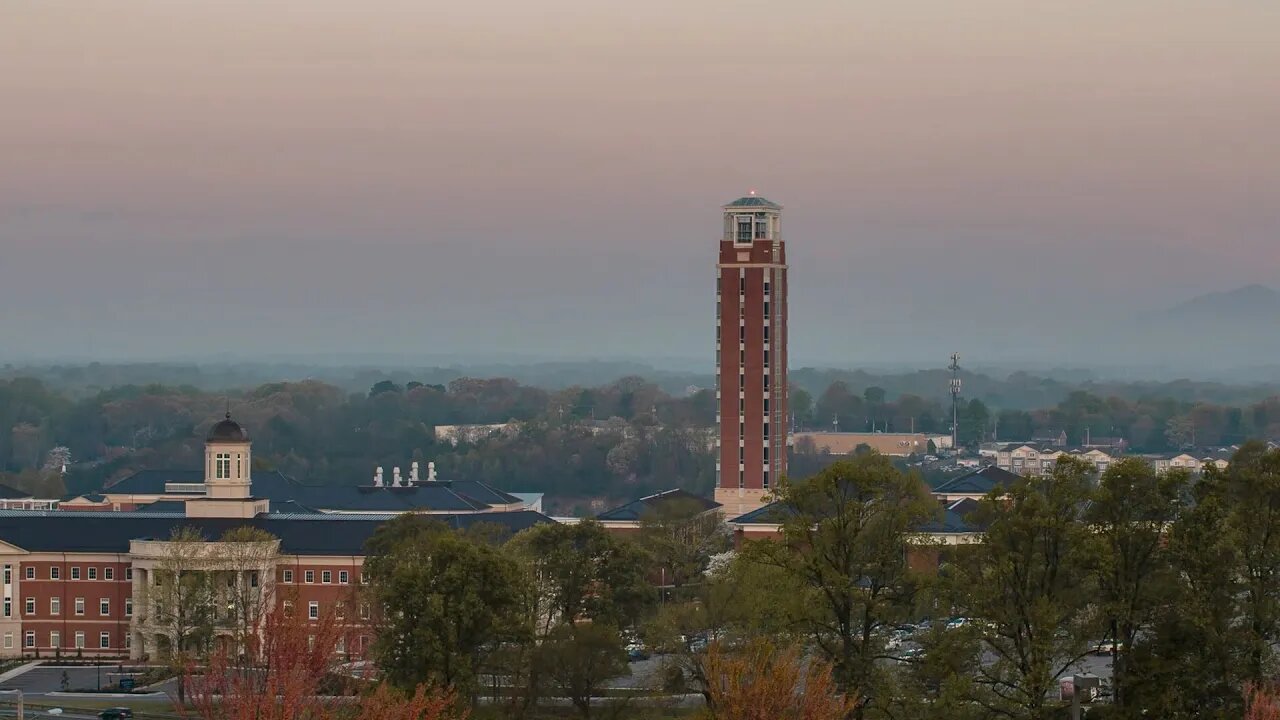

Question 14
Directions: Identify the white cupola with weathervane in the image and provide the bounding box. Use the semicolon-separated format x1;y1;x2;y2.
187;413;269;518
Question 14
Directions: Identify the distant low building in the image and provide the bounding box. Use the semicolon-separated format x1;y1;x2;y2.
791;432;930;457
433;423;519;446
0;483;58;511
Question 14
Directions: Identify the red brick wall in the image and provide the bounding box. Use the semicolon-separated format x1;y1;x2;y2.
17;558;133;655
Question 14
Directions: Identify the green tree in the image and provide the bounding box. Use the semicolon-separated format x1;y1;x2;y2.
1085;458;1188;713
744;455;939;718
1222;443;1280;682
539;623;630;719
636;496;731;602
948;456;1098;720
364;515;526;702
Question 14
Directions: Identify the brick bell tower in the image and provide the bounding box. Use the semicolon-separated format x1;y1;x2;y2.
714;193;788;517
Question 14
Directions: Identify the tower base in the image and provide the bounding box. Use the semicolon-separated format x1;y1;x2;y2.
714;487;772;519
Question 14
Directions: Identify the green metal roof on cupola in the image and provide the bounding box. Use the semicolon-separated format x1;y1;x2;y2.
724;195;781;209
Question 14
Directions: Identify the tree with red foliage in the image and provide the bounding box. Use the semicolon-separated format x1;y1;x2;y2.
1247;682;1280;720
180;605;462;720
700;638;857;720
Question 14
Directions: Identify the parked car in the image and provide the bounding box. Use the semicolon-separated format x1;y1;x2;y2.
99;709;134;720
1093;640;1124;655
626;643;650;662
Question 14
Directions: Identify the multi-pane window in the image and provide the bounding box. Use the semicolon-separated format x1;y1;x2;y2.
3;565;9;584
74;632;84;649
50;598;60;615
360;570;369;585
305;570;315;584
24;598;34;615
359;603;371;620
74;597;85;616
339;571;349;585
100;599;110;616
125;567;133;581
24;632;34;648
308;602;319;620
282;569;293;583
104;567;113;581
2;633;10;649
322;571;332;584
736;216;752;242
2;599;9;618
100;632;111;649
25;566;34;580
216;453;231;479
88;567;97;580
50;567;60;580
125;598;133;617
51;631;60;648
71;567;80;580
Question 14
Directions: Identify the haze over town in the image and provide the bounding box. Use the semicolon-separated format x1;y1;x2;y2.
3;0;1279;374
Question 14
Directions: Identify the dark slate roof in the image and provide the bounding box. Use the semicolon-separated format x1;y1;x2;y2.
0;483;31;500
596;489;720;522
207;414;250;443
105;469;502;513
931;466;1022;495
0;510;554;555
724;195;781;209
131;500;187;514
728;498;983;535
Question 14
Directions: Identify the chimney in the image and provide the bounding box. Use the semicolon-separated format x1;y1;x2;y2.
410;461;419;485
392;467;402;487
374;467;384;487
427;461;438;482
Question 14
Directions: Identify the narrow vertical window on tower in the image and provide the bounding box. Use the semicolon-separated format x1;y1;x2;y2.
735;215;753;243
215;453;231;480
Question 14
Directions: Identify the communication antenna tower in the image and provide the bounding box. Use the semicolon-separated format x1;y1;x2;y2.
949;353;962;449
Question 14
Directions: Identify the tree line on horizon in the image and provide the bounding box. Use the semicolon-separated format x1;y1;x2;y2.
3;372;1280;512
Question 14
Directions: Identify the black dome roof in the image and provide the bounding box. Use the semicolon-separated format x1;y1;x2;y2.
207;413;250;443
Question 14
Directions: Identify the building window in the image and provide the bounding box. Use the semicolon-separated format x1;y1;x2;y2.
24;598;34;615
74;632;84;649
764;281;770;295
50;598;60;615
322;571;332;584
104;568;113;581
283;600;294;616
739;398;744;414
74;597;85;616
739;349;745;365
71;567;80;580
763;349;769;368
763;374;770;391
763;325;769;342
88;567;97;580
359;603;371;620
736;216;753;243
125;634;132;649
763;469;770;489
50;567;60;580
2;599;9;618
764;423;770;438
339;571;349;585
25;566;34;580
125;598;133;617
764;301;770;316
282;569;293;583
739;469;745;489
250;572;259;588
764;398;770;413
125;567;133;581
100;632;111;649
308;602;319;620
100;599;110;616
216;453;231;479
51;631;60;649
739;325;745;341
305;570;315;584
24;632;35;648
237;455;242;478
336;602;346;619
764;446;770;462
2;632;10;649
3;564;9;585
360;570;369;585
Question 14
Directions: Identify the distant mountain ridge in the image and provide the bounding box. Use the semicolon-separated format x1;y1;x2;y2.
1163;284;1280;321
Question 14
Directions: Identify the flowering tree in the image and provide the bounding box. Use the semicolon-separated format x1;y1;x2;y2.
181;605;462;720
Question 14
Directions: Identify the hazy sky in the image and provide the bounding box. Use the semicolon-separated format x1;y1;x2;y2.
3;1;1278;366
